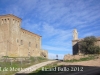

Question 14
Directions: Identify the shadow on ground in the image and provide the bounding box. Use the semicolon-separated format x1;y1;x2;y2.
15;65;100;75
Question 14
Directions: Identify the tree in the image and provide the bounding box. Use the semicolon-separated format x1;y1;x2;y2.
79;36;100;54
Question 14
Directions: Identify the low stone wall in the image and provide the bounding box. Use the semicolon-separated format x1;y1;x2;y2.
0;57;30;62
63;54;88;60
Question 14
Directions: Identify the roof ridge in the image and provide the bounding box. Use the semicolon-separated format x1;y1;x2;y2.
21;28;41;37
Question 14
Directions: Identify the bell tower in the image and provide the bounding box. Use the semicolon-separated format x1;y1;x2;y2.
72;29;79;55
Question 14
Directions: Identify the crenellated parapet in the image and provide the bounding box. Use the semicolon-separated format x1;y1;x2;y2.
0;18;10;25
0;14;21;26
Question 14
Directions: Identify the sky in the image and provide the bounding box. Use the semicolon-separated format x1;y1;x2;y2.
0;0;100;59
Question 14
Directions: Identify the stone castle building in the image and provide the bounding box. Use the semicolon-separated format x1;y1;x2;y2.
0;14;48;58
72;29;100;55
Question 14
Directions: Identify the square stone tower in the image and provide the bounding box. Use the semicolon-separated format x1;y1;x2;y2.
0;14;21;57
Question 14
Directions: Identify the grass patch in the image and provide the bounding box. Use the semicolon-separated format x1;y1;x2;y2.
64;55;96;62
0;56;48;75
28;62;60;75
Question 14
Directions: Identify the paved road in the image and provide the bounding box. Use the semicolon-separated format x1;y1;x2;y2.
53;67;100;75
53;60;100;75
15;60;57;75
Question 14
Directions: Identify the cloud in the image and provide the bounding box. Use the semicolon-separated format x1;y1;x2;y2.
0;0;100;56
42;45;70;52
21;20;73;54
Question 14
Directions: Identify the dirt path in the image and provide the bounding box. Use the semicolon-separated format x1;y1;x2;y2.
58;58;100;67
55;58;100;75
15;60;57;75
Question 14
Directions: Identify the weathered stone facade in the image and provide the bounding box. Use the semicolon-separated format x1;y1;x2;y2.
63;54;88;60
0;14;48;58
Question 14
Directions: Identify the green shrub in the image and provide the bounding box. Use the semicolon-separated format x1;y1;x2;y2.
79;36;100;54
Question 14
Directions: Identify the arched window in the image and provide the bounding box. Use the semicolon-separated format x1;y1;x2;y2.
1;19;3;24
5;19;7;23
7;18;9;24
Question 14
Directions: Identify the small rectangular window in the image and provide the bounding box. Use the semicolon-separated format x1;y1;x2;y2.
36;44;37;48
21;40;23;45
17;39;19;43
29;42;31;47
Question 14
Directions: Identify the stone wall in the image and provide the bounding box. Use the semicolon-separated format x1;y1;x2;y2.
95;38;100;47
72;40;79;55
19;28;41;57
63;54;88;60
0;15;10;57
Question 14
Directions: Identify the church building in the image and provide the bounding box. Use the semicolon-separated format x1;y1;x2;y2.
72;29;100;55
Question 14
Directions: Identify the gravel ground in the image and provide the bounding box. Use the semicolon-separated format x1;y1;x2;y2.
58;58;100;67
53;57;100;75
